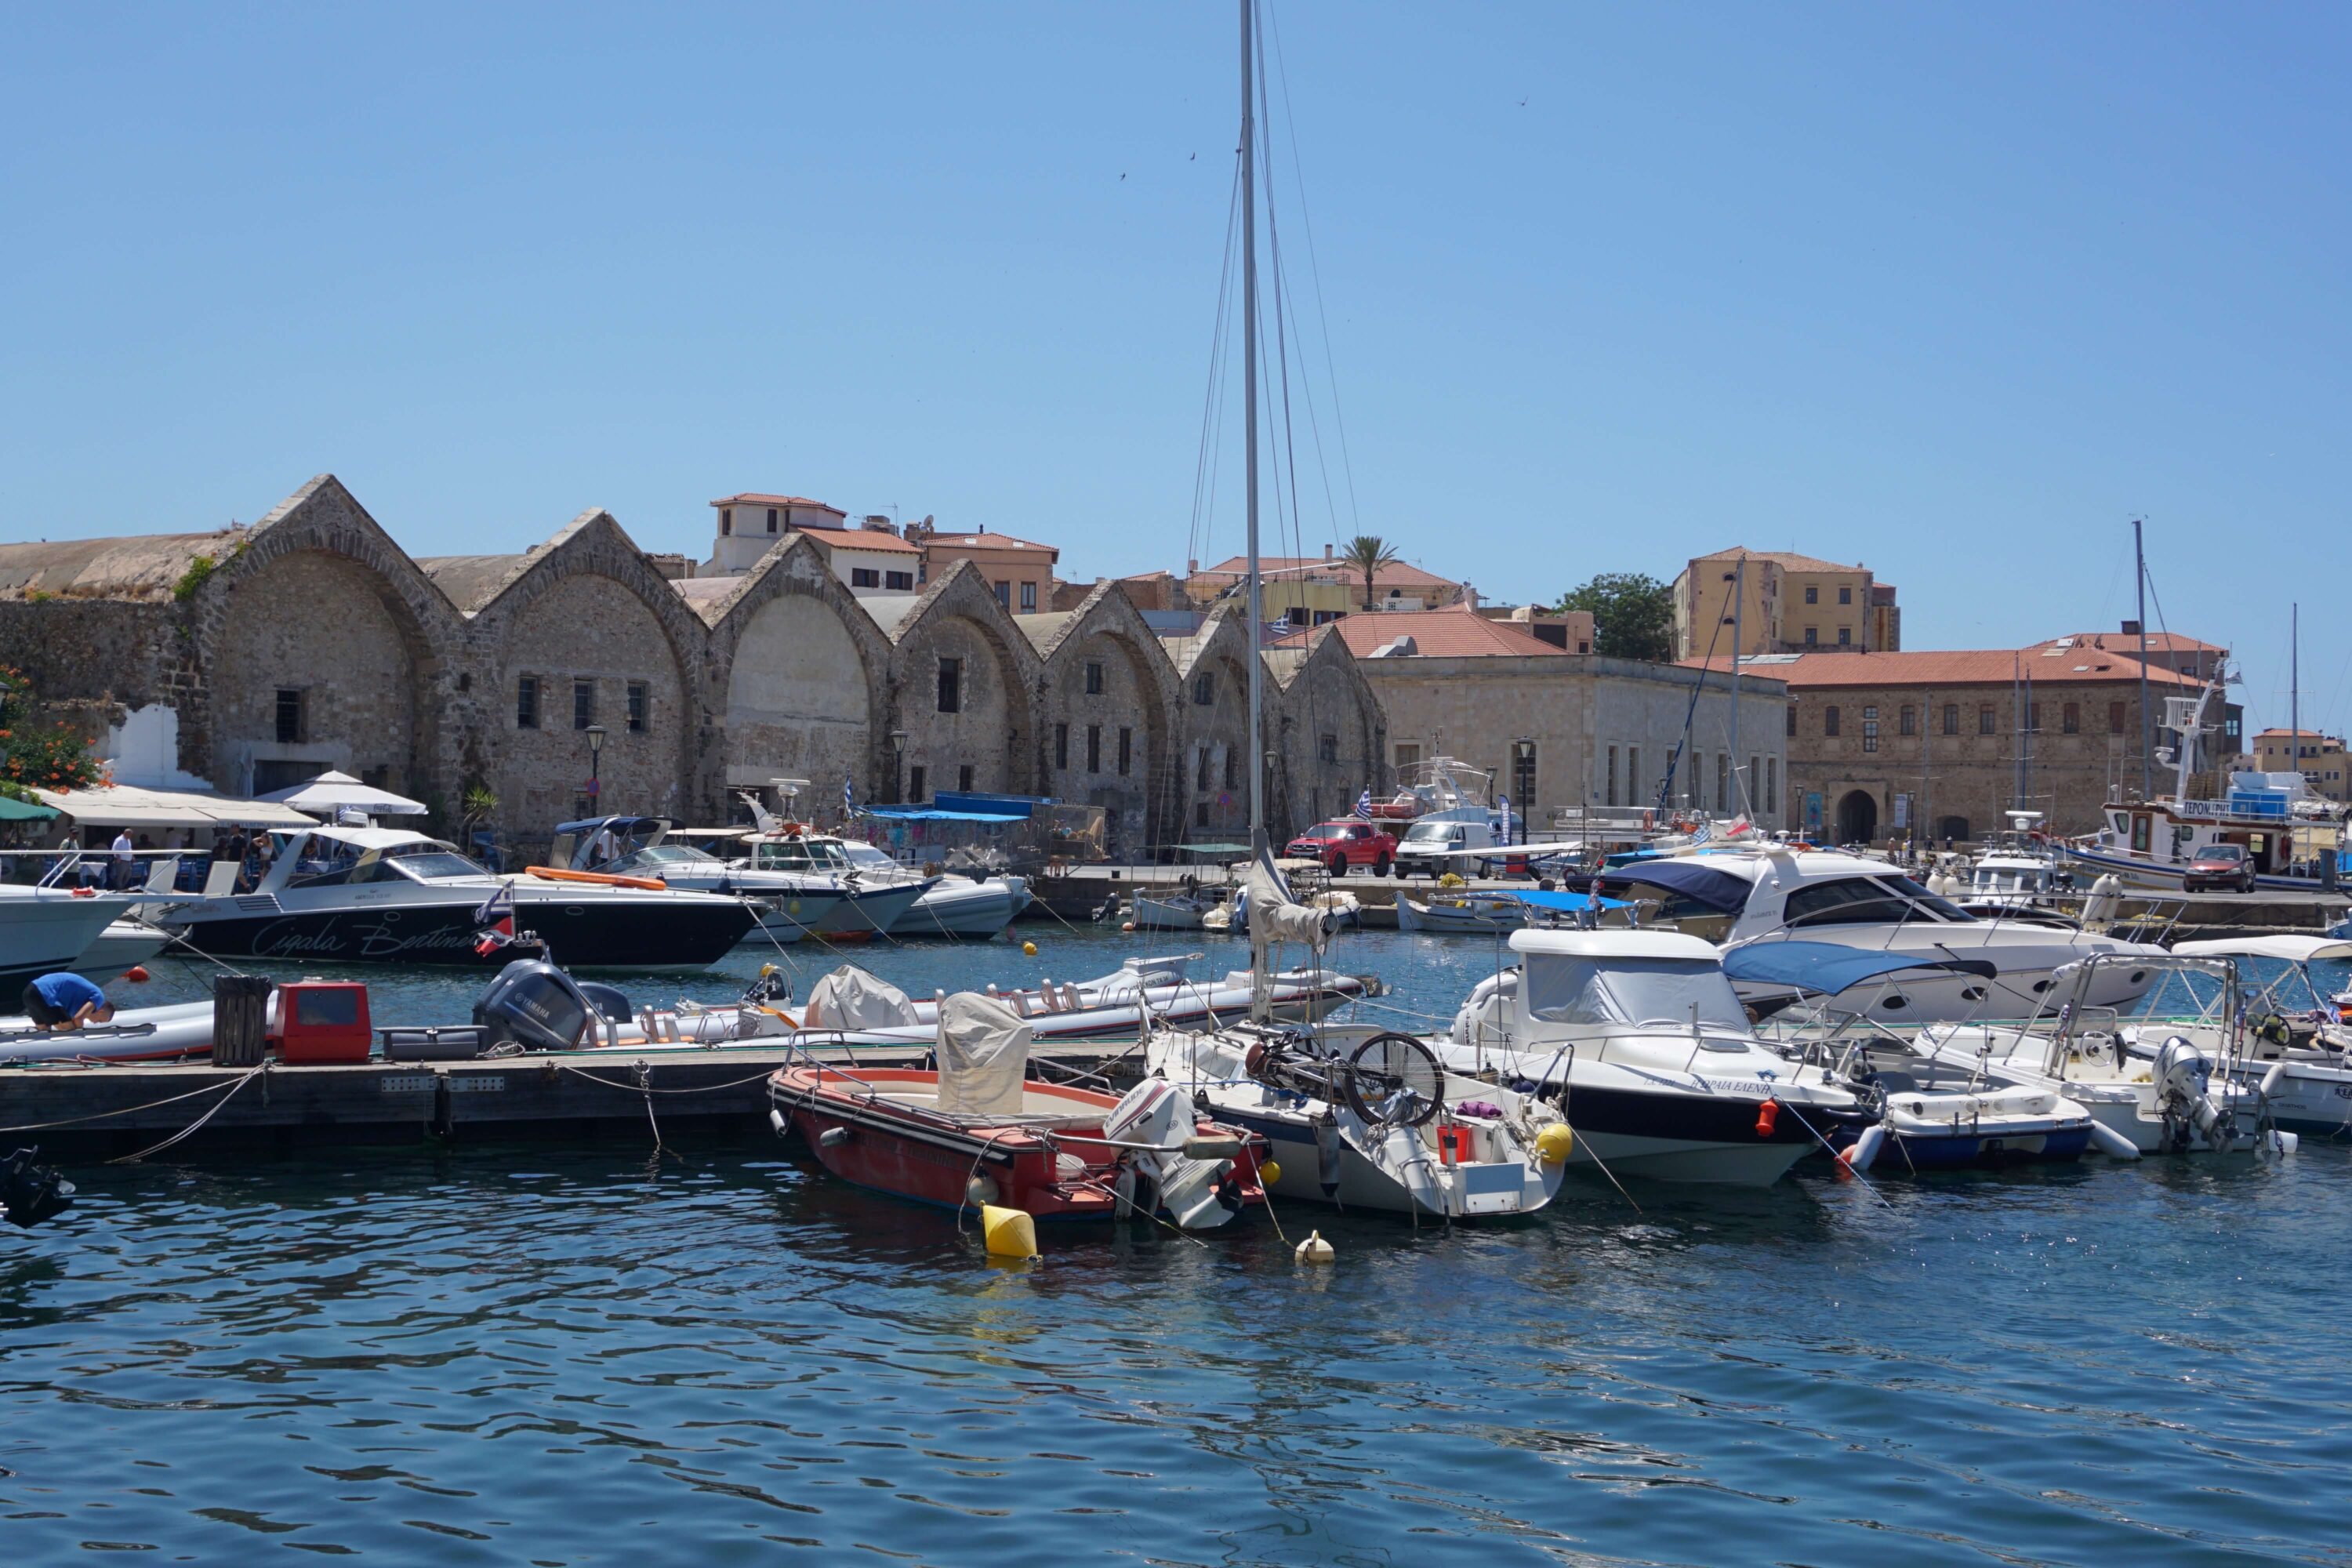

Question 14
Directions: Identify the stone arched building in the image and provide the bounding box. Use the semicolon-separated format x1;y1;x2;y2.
0;474;1388;855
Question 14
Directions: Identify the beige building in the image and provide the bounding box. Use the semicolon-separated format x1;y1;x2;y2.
1672;547;1895;660
1192;546;1467;616
2249;728;2349;803
908;525;1060;615
1280;606;1791;829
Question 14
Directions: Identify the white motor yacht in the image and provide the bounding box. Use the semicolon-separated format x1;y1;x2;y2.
1606;845;2168;1023
558;816;907;942
1436;929;1863;1185
0;885;136;992
832;838;1031;938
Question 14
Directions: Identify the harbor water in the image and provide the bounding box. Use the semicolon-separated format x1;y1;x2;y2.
6;927;2350;1564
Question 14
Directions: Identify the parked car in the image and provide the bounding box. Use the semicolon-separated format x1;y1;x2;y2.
2182;842;2258;894
1395;817;1501;878
1285;819;1398;877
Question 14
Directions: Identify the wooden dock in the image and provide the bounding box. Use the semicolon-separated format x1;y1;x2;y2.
1;1040;1142;1160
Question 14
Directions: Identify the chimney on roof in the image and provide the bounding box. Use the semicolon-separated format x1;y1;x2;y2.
1323;543;1333;560
1187;558;1199;575
2121;619;2142;636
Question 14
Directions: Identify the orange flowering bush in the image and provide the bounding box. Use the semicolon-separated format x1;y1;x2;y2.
0;666;100;800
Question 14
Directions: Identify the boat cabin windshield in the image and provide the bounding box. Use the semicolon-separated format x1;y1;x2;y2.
1780;874;1971;928
1523;955;1750;1032
288;838;485;888
608;844;720;873
837;841;900;872
753;838;854;873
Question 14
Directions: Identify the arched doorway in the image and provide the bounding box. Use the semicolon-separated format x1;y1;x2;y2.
1836;789;1878;845
1936;815;1971;846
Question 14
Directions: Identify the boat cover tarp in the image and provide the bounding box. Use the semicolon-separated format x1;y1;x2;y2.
858;807;1030;823
935;991;1032;1117
1246;857;1326;953
1599;858;1751;913
1510;889;1633;912
804;964;921;1029
1722;939;1997;996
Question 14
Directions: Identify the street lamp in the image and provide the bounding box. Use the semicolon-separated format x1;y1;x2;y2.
584;724;608;815
888;730;908;805
1512;737;1535;845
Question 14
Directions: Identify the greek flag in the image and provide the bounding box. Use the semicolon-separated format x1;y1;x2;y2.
1355;789;1372;818
1690;818;1713;845
844;775;856;818
471;880;514;928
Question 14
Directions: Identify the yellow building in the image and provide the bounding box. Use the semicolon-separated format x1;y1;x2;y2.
1672;547;1892;660
2251;728;2350;803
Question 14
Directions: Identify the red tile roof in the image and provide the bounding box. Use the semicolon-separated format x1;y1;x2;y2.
710;493;844;513
2252;728;2343;741
1690;546;1866;574
1272;605;1568;659
922;532;1060;556
1680;648;2208;689
2037;631;2224;655
792;525;921;555
1197;555;1459;590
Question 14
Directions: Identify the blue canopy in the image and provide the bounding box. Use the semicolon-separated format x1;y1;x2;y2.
1721;940;1996;996
1602;858;1753;913
862;805;1029;823
1510;889;1633;912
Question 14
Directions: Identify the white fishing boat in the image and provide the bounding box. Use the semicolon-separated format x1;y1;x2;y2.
1394;889;1526;935
2137;935;2352;1142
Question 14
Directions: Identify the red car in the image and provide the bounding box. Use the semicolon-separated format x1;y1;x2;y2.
2183;842;2258;894
1286;819;1398;877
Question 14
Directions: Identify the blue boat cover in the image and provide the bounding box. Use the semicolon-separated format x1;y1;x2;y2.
1510;889;1632;912
1601;859;1753;913
860;806;1030;823
1722;940;1996;996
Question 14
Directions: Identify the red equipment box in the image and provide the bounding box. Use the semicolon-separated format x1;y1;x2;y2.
273;982;372;1064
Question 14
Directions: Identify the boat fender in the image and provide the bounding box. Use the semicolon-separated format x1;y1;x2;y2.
2259;1062;2287;1100
2263;1128;2300;1158
1836;1123;1887;1178
968;1173;1002;1208
2085;1118;2142;1160
1295;1229;1335;1264
1534;1123;1573;1167
1313;1112;1342;1194
768;1109;788;1137
1183;1134;1243;1161
818;1126;852;1149
980;1203;1039;1260
1754;1098;1781;1138
122;966;151;984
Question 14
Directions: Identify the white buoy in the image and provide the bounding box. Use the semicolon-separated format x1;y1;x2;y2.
1294;1229;1335;1264
1838;1123;1888;1175
2086;1118;2143;1160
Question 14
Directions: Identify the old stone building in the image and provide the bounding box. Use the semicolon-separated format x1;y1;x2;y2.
1686;643;2230;844
0;475;1387;857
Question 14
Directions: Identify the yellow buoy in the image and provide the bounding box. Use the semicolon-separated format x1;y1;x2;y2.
1294;1229;1335;1264
1535;1123;1574;1167
1022;940;1038;956
981;1203;1040;1260
1258;1159;1283;1188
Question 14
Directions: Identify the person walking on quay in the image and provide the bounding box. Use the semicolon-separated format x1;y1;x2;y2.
110;826;135;890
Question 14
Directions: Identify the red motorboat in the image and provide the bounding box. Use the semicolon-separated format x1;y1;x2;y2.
768;1063;1266;1229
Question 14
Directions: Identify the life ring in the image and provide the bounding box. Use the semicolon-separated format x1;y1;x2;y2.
525;866;667;891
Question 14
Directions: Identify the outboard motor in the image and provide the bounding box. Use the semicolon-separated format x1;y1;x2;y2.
2152;1035;2233;1153
474;957;616;1051
1;1146;74;1229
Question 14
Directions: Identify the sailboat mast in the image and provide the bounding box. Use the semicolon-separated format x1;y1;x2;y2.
1240;0;1265;856
2290;601;2299;790
1729;555;1742;816
2134;518;2151;800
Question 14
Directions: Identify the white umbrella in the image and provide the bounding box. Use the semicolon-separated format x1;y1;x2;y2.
256;769;428;818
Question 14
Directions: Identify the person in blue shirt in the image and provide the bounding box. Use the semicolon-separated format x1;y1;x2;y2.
20;972;114;1033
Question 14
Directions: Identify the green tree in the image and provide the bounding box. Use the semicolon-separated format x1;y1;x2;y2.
0;666;103;800
1339;535;1402;611
1555;572;1676;662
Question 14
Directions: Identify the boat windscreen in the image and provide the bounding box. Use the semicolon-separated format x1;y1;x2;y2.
1523;955;1749;1029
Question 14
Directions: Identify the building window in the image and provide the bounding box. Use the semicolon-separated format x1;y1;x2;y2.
885;570;913;591
1805;586;1818;604
626;681;648;733
1606;745;1619;807
1838;586;1852;604
517;675;539;730
1086;724;1102;772
1054;722;1069;771
720;507;732;535
2063;702;2081;735
1118;727;1132;776
1223;750;1238;790
1196;747;1213;790
1192;673;1214;706
572;678;595;730
908;765;927;803
1085;661;1104;695
1862;717;1878;753
274;688;304;744
1979;704;1996;735
958;764;975;793
1628;747;1640;802
937;658;961;713
766;507;779;533
993;582;1011;608
1021;582;1037;612
1824;706;1841;738
1786;705;1798;738
1321;733;1340;765
1395;742;1421;771
2028;702;2041;732
851;568;880;589
1837;626;1851;646
1943;702;1958;735
1196;801;1210;828
1899;705;1915;736
1804;626;1819;647
2110;701;2127;735
1766;757;1777;815
1748;755;1759;815
1715;753;1727;808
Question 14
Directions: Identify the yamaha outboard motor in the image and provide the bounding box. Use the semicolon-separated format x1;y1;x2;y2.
1;1146;74;1229
474;957;630;1051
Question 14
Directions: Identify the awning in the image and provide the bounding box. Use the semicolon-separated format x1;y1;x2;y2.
1601;859;1754;913
34;784;318;829
257;768;427;817
1722;939;1997;996
861;806;1029;824
0;793;60;822
2173;935;2352;964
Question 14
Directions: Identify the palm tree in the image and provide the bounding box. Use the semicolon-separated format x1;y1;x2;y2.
1340;535;1402;611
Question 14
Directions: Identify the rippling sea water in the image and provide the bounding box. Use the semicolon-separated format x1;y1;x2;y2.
6;929;2350;1564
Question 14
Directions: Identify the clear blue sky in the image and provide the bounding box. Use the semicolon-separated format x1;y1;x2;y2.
4;3;2346;739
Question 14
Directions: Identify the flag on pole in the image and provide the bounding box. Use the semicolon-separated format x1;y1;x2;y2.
1355;789;1372;818
844;775;856;819
471;880;516;956
1690;818;1714;845
1727;815;1753;838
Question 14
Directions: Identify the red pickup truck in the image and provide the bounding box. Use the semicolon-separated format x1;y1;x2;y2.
1286;819;1399;877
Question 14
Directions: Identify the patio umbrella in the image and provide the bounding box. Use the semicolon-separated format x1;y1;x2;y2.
255;769;427;818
